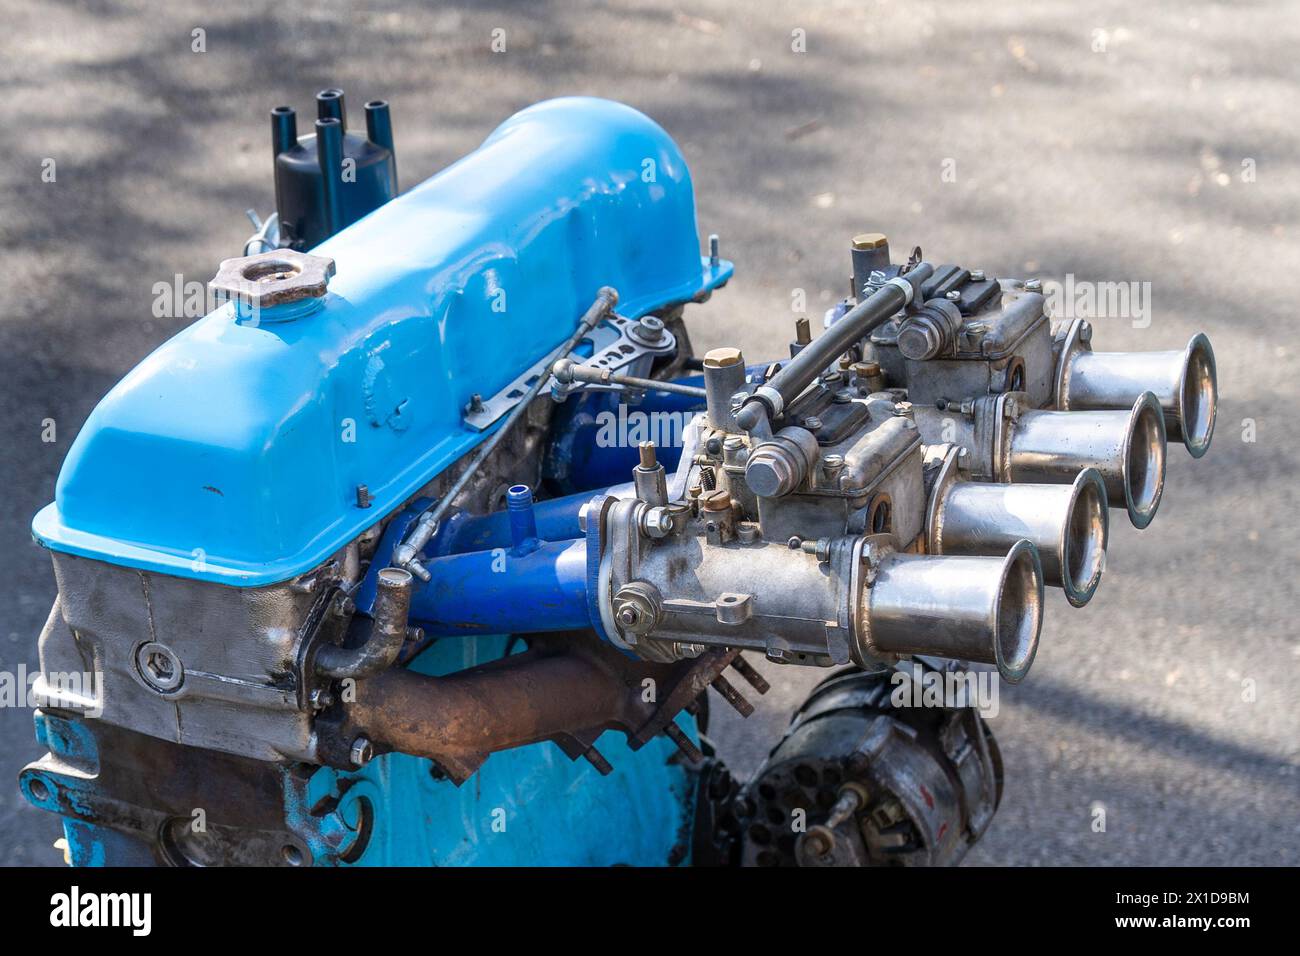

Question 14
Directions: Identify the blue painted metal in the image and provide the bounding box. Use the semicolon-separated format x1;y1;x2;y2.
434;486;605;554
32;97;732;586
544;364;779;494
545;382;704;494
299;637;699;866
408;539;591;637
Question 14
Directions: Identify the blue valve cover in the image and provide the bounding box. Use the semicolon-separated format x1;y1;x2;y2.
32;97;731;585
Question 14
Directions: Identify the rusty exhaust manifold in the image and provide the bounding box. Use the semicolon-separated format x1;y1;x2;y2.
327;632;764;782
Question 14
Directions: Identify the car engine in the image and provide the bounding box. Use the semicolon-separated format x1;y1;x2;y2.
21;92;1216;867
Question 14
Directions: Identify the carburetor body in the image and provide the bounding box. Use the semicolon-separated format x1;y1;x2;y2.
21;95;1217;868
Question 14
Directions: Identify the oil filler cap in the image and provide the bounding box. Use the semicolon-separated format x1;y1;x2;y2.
209;248;336;314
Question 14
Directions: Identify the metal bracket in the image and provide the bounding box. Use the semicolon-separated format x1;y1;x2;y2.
548;314;677;401
463;313;674;430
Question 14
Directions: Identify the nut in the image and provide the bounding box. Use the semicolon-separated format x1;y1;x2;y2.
349;737;374;767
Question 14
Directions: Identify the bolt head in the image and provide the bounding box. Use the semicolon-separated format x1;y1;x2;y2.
637;315;665;338
136;642;184;693
897;320;944;361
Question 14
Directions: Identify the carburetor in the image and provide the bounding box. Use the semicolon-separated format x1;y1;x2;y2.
574;235;1215;687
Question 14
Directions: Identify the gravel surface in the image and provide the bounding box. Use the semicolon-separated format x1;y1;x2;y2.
1;0;1296;865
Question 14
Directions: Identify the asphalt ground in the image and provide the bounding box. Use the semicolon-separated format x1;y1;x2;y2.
0;0;1296;865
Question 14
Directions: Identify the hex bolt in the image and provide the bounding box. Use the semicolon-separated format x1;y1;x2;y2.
970;269;986;281
1024;278;1043;293
945;290;961;301
709;234;720;267
136;641;184;693
642;505;675;538
350;737;374;767
800;537;832;562
355;484;372;509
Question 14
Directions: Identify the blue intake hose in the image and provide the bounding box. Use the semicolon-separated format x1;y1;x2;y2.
409;537;592;637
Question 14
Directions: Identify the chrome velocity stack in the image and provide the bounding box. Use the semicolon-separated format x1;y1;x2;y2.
1055;318;1217;458
857;540;1045;682
925;446;1108;607
1005;391;1167;529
